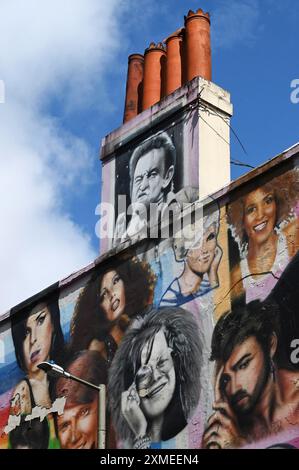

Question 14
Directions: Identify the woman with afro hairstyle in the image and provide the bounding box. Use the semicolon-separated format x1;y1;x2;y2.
69;257;155;365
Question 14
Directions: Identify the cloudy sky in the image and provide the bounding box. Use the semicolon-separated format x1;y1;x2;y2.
0;0;298;313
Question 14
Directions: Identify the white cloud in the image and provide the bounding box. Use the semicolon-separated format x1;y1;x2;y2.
0;0;128;312
212;0;261;49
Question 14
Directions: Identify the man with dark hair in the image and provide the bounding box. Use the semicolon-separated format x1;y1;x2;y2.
202;300;299;449
129;131;176;207
54;350;108;449
113;131;198;245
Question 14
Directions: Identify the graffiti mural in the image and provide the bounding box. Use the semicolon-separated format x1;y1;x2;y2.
69;257;155;366
202;300;299;449
99;103;200;249
113;123;199;244
227;168;299;304
1;157;299;449
108;307;202;449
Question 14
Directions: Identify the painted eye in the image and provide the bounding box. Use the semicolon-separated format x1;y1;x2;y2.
59;422;70;432
239;359;250;370
220;374;230;390
265;195;274;204
245;205;255;215
99;290;107;302
37;315;45;326
79;407;90;417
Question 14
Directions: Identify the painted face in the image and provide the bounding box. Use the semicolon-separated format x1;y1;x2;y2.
137;329;176;420
131;148;168;207
23;303;53;374
219;336;270;416
99;270;126;322
57;399;98;449
186;224;217;274
243;189;277;245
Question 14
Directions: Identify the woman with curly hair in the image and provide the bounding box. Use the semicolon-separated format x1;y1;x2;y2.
69;257;155;365
108;307;202;449
227;169;299;303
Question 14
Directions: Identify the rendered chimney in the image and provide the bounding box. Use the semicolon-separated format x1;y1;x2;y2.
142;42;166;111
123;53;144;123
165;29;184;95
185;9;211;82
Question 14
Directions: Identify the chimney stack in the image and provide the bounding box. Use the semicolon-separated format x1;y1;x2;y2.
142;42;166;111
165;29;184;95
122;7;212;120
185;9;211;82
123;54;144;123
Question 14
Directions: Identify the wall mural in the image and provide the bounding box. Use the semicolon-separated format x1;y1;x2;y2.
112;110;199;246
1;163;299;449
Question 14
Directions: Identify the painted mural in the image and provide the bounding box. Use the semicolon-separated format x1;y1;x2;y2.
1;161;299;449
110;108;199;247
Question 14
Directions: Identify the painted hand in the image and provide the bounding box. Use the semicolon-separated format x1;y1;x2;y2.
208;245;222;288
202;402;246;449
202;366;246;449
121;382;147;438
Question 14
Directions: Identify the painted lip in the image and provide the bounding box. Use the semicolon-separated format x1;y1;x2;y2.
76;441;87;449
253;221;267;232
236;396;249;407
145;381;167;399
232;394;249;407
30;349;41;363
111;299;120;312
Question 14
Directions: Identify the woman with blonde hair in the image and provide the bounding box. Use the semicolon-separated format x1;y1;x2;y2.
160;205;222;307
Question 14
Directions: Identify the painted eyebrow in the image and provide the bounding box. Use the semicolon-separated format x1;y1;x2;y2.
135;167;159;179
144;336;155;365
231;353;252;372
148;167;159;174
35;310;47;322
263;192;274;199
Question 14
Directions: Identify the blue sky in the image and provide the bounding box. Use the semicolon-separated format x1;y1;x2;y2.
0;0;298;312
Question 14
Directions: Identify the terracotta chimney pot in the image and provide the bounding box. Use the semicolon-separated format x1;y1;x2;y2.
165;29;184;95
185;8;211;82
142;42;166;111
123;53;144;123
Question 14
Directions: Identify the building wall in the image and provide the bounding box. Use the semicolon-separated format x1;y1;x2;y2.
99;77;232;254
1;145;299;449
